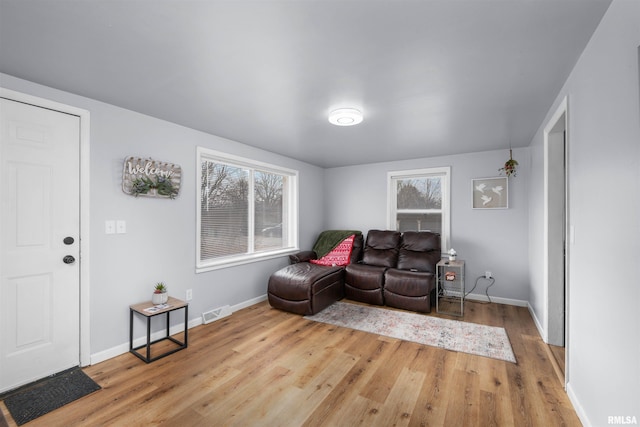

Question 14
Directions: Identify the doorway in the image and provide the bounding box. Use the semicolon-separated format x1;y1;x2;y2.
544;97;569;385
0;89;90;393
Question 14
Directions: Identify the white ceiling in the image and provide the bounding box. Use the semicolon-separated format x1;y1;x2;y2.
0;0;611;168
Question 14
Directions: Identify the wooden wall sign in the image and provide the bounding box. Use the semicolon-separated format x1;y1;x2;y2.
122;156;181;199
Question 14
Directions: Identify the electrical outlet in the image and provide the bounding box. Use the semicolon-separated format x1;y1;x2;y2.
186;289;193;301
485;271;492;279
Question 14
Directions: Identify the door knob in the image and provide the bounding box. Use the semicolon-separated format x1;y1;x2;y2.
63;255;76;264
63;237;75;245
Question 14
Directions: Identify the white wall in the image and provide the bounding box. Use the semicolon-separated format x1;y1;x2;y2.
528;0;640;424
0;73;325;358
323;148;530;303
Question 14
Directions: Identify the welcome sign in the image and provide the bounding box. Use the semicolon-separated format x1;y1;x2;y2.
122;156;182;199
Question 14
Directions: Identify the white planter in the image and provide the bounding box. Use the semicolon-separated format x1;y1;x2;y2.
152;292;168;305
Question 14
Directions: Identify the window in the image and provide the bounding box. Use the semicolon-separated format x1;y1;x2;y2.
388;167;450;251
197;147;298;271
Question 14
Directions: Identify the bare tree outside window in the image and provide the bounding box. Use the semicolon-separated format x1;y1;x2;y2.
389;167;450;251
254;171;284;251
200;162;249;259
397;178;441;209
197;148;297;270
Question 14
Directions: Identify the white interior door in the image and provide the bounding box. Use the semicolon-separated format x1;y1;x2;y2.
0;98;80;393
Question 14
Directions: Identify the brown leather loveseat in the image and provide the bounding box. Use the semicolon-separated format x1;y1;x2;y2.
345;230;441;313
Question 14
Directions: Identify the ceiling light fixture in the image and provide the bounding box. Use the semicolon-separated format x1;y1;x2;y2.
328;108;363;126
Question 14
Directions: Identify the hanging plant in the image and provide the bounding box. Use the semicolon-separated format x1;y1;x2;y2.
499;149;518;177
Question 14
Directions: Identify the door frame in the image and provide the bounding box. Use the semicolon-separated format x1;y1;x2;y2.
1;88;91;367
543;96;569;387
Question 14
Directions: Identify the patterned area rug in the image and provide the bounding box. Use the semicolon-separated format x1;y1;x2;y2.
305;301;516;363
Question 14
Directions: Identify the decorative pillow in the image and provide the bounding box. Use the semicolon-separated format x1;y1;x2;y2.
310;235;355;266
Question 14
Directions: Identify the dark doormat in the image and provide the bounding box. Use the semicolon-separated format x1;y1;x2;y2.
1;367;101;425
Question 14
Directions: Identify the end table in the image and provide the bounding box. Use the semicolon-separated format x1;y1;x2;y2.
436;259;465;316
130;296;189;363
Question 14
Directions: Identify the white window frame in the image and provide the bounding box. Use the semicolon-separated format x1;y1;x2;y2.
387;166;451;252
196;147;299;272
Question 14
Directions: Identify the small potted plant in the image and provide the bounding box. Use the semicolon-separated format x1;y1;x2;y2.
152;282;168;305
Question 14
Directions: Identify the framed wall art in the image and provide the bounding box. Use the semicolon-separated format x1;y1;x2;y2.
122;156;182;199
472;177;508;209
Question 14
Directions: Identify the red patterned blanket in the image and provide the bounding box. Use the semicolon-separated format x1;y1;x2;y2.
310;234;355;266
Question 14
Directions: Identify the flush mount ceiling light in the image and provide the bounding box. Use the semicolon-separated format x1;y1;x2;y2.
328;108;363;126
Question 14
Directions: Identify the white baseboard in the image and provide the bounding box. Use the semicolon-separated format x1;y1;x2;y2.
527;301;547;341
231;294;267;312
90;344;127;366
567;382;592;427
465;292;528;307
89;296;268;366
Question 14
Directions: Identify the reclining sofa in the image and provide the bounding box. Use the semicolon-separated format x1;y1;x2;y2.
345;230;441;313
268;229;441;315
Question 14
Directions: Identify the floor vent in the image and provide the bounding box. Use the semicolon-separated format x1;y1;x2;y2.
202;305;232;324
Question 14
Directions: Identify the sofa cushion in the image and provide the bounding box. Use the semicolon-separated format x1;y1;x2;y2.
384;269;435;296
344;263;387;305
396;231;440;273
362;230;401;268
384;268;436;313
345;263;387;290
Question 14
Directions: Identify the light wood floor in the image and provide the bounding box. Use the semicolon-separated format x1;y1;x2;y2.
548;344;566;378
1;300;581;426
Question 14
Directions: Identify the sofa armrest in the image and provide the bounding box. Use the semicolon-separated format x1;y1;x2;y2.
289;250;317;264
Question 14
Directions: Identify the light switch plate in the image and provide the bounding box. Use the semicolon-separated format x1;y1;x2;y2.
105;220;115;234
116;220;126;234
